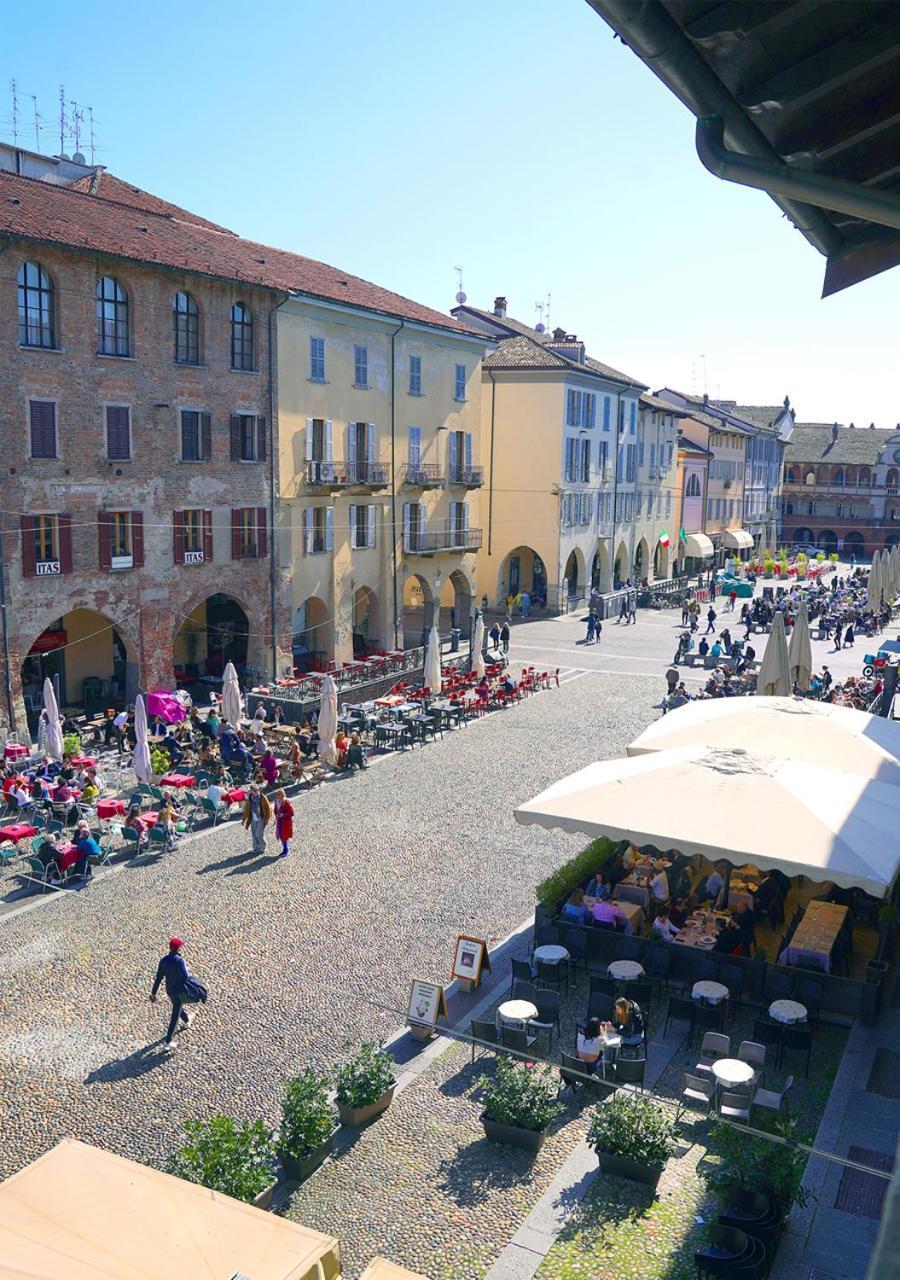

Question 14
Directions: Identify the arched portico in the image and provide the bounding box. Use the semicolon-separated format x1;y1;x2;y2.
498;545;548;607
613;541;628;588
174;592;253;682
21;607;136;724
402;573;435;648
633;536;649;582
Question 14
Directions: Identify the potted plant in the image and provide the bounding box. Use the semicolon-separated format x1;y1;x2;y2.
701;1114;811;1215
480;1057;562;1154
587;1092;679;1190
334;1042;395;1126
150;746;170;779
62;731;82;758
166;1114;277;1206
277;1067;338;1183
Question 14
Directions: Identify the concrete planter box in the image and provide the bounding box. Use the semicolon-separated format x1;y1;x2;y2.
280;1129;338;1184
596;1150;664;1190
252;1180;277;1210
482;1116;547;1154
336;1087;394;1128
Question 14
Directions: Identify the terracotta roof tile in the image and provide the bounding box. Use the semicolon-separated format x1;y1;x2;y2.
483;335;569;369
784;423;894;465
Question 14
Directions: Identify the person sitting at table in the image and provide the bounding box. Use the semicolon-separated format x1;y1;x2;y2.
72;823;100;879
561;887;590;925
30;776;48;804
590;897;631;933
260;749;279;788
57;758;75;783
204;708;221;740
502;674;518;694
669;896;691;928
80;776;99;806
35;835;62;871
345;733;367;771
251;704;267;730
297;723;318;759
733;899;756;952
649;864;669;905
54;780;78;824
713;918;743;955
155;804;180;850
622;845;639;874
585;869;611;900
752;872;782;927
161;732;184;767
124;802;144;828
13;780;32;810
576;1017;603;1074
251;732;267;759
698;862;726;907
219;726;239;761
206;780;228;813
613;998;645;1056
476;676;491;700
651;909;679;941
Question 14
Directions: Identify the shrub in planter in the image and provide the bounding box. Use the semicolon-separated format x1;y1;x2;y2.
587;1092;679;1188
334;1042;395;1125
701;1114;811;1213
62;732;82;758
150;746;171;776
277;1067;337;1181
166;1114;277;1204
536;836;617;909
480;1057;563;1152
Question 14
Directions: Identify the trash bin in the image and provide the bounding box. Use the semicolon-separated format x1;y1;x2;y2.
449;628;461;652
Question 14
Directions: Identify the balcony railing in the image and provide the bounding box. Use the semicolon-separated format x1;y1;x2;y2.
403;525;483;554
400;463;445;488
448;465;484;488
305;460;388;488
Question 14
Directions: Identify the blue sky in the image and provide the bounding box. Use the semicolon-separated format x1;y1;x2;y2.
5;0;896;427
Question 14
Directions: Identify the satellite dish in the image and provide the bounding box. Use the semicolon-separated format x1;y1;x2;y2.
535;322;545;333
455;290;467;304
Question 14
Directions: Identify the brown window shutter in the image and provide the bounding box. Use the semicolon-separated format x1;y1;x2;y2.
230;415;241;461
98;511;112;570
256;416;267;462
256;507;268;559
203;510;213;563
106;406;130;460
30;401;57;458
132;511;144;568
21;515;36;577
201;412;212;460
58;513;73;574
173;511;185;564
231;508;241;560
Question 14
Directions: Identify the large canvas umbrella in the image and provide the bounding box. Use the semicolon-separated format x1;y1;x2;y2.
317;673;338;766
628;696;900;786
867;552;882;611
423;625;442;695
788;603;813;691
221;662;243;729
888;545;900;600
132;695;152;784
755;611;791;696
470;615;486;679
42;677;64;761
515;745;900;898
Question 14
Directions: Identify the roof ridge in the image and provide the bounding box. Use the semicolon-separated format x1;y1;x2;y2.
0;167;227;231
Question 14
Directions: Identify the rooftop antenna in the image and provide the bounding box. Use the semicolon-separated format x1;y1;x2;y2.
453;265;466;305
58;84;66;154
88;106;96;164
691;360;696;396
534;298;546;334
30;93;41;150
10;78;18;145
69;98;85;160
545;292;552;334
700;353;708;396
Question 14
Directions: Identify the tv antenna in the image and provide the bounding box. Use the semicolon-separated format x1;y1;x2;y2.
10;79;19;145
453;265;466;305
535;292;551;335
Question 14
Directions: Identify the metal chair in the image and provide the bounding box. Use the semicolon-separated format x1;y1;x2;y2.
530;989;561;1051
752;1075;793;1117
564;927;588;973
682;1071;715;1115
535;957;568;994
752;1018;784;1067
626;982;654;1029
696;1032;731;1074
664;994;695;1038
590;974;616;999
643;945;671;991
719;1091;751;1121
586;992;614;1023
736;1040;766;1078
793;978;823;1026
511;980;537;1004
469;1018;500;1063
718;962;744;1012
781;1024;813;1076
691;1001;724;1043
510;957;534;991
559;1051;598;1099
500;1025;536;1056
613;1056;645;1091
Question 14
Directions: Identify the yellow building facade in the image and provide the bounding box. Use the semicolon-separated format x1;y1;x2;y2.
276;298;488;667
679;410;748;564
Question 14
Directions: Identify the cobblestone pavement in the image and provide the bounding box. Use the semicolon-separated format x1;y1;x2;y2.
0;634;664;1180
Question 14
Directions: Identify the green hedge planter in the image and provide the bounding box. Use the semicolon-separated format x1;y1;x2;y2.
595;1149;664;1190
280;1129;338;1183
336;1088;394;1128
482;1115;547;1153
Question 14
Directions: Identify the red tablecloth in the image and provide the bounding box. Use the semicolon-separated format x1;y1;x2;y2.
0;823;37;843
160;775;195;788
70;756;97;768
97;799;126;819
56;842;80;872
133;812;159;832
223;787;246;803
4;744;28;760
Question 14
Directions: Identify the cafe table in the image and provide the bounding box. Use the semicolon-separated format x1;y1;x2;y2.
3;743;28;760
496;998;538;1029
159;774;195;789
0;823;38;844
223;786;247;804
711;1058;755;1089
584;896;642;934
533;944;569;965
779;900;848;972
55;842;81;873
607;959;644;981
97;799;126;820
70;756;97;769
768;999;807;1025
693;980;729;1005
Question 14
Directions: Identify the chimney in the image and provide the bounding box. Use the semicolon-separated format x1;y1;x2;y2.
493;296;507;318
832;423;839;440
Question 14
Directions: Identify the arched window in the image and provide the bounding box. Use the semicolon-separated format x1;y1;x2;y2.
96;276;130;356
833;468;844;486
786;468;797;484
173;291;200;364
18;261;55;347
231;302;254;370
685;473;701;497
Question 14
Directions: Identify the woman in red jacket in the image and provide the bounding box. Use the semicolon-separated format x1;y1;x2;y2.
273;788;294;859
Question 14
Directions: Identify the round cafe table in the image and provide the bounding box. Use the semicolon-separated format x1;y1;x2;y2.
692;980;729;1005
497;999;538;1028
96;799;126;820
768;999;808;1025
711;1058;755;1088
533;944;569;965
608;960;644;981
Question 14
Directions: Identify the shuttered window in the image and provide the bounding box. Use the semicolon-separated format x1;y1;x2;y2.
409;355;422;395
29;400;57;459
454;363;466;401
181;410;211;461
231;507;268;560
230;414;265;462
22;513;71;576
353;344;368;387
106;406;131;460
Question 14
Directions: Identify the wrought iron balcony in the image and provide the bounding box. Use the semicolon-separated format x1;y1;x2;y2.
400;463;445;488
403;525;483;555
304;460;388;489
448;465;484;488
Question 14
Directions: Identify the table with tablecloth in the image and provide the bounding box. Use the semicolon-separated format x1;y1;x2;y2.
222;787;247;804
613;878;650;910
3;743;28;760
133;812;159;833
159;775;195;789
779;901;848;972
70;756;97;769
0;823;37;844
584;896;642;934
96;799;126;819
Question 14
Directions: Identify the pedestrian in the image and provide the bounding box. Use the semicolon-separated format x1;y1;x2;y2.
273;787;294;858
594;616;602;647
585;610;597;644
681;600;690;627
665;664;679;698
489;621;501;651
844;623;855;647
242;783;271;854
618;597;627;624
150;937;207;1052
834;625;842;651
500;621;511;654
728;589;737;611
821;665;832;692
705;606;717;634
520;590;531;618
113;706;129;753
627;594;637;624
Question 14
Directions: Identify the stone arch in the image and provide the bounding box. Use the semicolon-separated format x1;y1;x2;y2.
591;541;611;593
653;539;669;580
887;468;899;490
352;585;381;657
843;530;865;559
886;534;900;550
831;466;845;486
498;545;548;607
439;568;473;636
292;596;330;670
402;572;434;647
633;536;650;581
174;591;253;680
816;529;837;553
613;540;628;588
20;605;139;724
563;547;585;603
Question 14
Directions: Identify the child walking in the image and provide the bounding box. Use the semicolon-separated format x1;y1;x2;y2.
273;788;294;859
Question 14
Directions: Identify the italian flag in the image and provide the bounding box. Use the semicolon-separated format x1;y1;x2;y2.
658;530;670;548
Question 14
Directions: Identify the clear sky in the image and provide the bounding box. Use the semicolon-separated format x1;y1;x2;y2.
5;0;896;428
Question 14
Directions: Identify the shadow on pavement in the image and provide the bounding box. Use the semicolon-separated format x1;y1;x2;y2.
84;1040;171;1085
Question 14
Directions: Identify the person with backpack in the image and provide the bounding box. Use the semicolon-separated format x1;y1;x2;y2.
150;937;208;1051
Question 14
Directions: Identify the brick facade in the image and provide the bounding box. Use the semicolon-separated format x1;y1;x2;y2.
1;241;291;735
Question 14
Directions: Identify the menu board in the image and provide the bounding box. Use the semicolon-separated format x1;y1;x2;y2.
451;935;491;985
407;980;448;1028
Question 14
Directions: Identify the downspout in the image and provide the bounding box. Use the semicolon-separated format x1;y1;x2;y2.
0;523;15;733
486;370;497;557
267;296;288;680
388;320;405;649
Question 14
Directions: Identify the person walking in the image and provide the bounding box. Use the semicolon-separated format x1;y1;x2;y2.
594;616;602;647
627;594;637;624
519;590;531;618
242;783;271;854
585;610;597;644
273;788;294;858
844;622;855;647
489;621;501;651
500;621;511;654
681;599;690;627
727;589;737;611
705;606;717;634
150;937;207;1051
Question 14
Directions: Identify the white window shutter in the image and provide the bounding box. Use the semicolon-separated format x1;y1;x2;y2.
465;432;472;469
305;418;314;461
325;419;333;461
304;505;313;554
349;504;357;549
418;503;426;536
347;422;357;466
367;504;376;548
325;506;334;552
403;502;411;545
367;422;375;463
463;501;470;532
449;432;458;471
408;427;420;465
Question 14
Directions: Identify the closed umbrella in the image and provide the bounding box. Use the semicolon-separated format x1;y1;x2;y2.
755;611;792;697
470;615;485;679
423;625;442;695
42;677;64;761
867;552;882;611
788;603;813;692
221;662;243;729
318;674;338;766
889;545;900;600
132;695;152;785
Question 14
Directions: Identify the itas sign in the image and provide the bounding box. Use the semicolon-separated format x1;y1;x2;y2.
36;561;61;576
184;550;205;565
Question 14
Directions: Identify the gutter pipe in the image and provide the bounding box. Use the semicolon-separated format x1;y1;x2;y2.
389;320;405;649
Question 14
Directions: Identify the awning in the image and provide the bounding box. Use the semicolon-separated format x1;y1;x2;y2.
722;529;754;550
683;532;714;557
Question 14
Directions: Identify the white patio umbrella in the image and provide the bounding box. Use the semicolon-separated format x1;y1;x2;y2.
423;625;442;695
42;677;64;761
628;696;900;786
755;611;792;696
867;552;882;611
132;695;152;784
888;545;900;600
317;673;338;766
788;603;813;691
221;661;243;729
470;615;486;679
515;745;900;898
